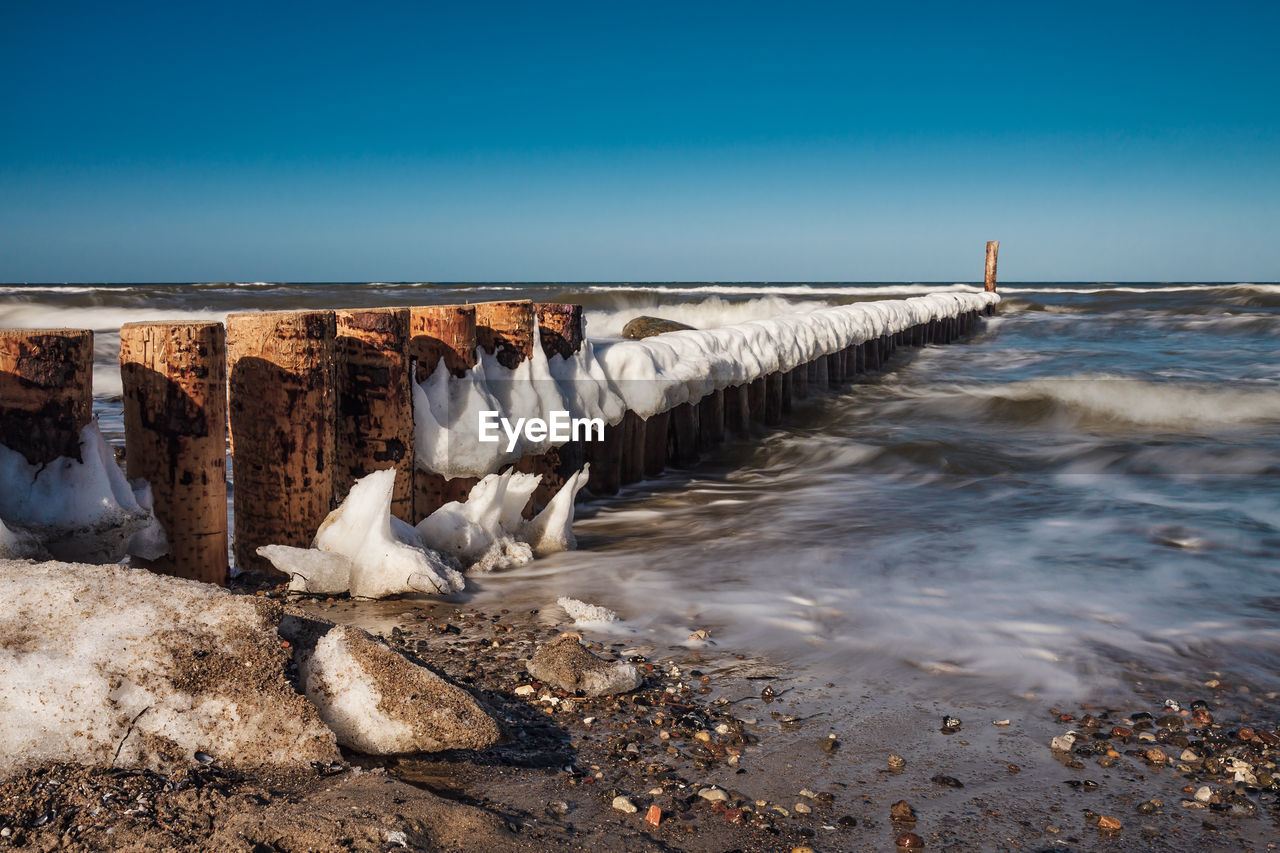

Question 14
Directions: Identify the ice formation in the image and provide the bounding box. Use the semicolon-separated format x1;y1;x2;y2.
258;468;464;597
557;596;619;625
0;559;339;774
0;421;166;563
412;291;1000;478
415;465;590;571
260;466;589;596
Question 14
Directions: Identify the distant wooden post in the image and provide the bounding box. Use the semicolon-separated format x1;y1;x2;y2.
984;241;1000;292
621;411;646;484
642;410;670;476
119;322;228;585
698;388;725;447
226;310;336;576
669;401;700;467
748;377;767;422
0;328;93;465
723;385;749;436
335;308;413;522
586;421;623;495
764;373;784;423
408;305;479;519
790;364;809;399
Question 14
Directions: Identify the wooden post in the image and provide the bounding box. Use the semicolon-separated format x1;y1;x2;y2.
806;358;822;391
119;322;228;584
748;377;767;422
535;303;585;360
621;411;646;484
408;305;479;521
723;385;749;436
698;388;725;446
408;305;477;378
520;302;586;509
586;421;623;496
764;373;784;423
474;300;535;369
226;310;336;576
334;308;413;522
790;364;809;399
642;410;670;476
0;329;94;465
984;241;1000;292
669;401;700;467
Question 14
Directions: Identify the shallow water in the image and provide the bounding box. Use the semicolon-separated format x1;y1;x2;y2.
3;280;1278;710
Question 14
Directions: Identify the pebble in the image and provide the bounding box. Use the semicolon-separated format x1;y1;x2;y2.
698;787;729;803
896;831;924;848
794;802;812;815
819;734;840;753
612;796;637;814
1096;815;1122;831
514;685;535;696
1194;786;1213;803
1180;748;1200;762
645;805;662;826
942;715;962;729
930;775;963;788
888;753;906;770
891;800;917;822
1050;734;1076;752
385;830;409;847
1145;748;1168;765
992;719;1010;727
791;847;816;853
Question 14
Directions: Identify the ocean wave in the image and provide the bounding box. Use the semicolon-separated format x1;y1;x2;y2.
0;303;228;332
582;283;985;297
904;377;1280;432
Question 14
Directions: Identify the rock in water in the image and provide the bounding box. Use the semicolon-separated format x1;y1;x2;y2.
621;316;695;339
0;559;339;774
526;633;642;696
281;615;501;754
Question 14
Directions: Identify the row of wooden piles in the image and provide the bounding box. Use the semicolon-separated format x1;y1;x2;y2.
0;300;989;589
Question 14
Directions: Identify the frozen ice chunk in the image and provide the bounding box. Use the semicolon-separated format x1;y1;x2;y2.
522;465;590;556
557;596;618;625
258;544;352;595
415;469;542;569
312;469;464;597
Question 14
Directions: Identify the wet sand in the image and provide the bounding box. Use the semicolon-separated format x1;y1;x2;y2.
3;593;1277;852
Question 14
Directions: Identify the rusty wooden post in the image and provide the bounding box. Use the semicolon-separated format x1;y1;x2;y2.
642;410;670;477
408;305;479;520
535;302;585;359
334;308;413;522
226;310;336;576
698;388;725;447
474;300;535;369
621;411;646;484
984;240;1000;292
669;401;700;467
119;322;228;584
0;329;93;465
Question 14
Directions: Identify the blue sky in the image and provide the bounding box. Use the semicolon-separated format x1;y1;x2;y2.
2;1;1276;282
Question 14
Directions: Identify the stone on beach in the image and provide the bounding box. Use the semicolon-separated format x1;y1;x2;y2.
621;316;696;339
526;633;642;697
280;613;501;754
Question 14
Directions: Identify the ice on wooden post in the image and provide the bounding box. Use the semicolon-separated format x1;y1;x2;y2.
408;304;480;521
335;308;413;522
119;321;228;584
519;303;587;510
0;328;162;563
226;310;336;575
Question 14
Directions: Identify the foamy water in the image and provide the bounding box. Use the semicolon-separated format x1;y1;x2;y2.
3;280;1278;711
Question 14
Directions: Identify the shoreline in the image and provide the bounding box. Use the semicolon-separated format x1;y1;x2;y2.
4;587;1276;851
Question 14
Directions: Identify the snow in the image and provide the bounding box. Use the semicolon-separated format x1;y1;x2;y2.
0;559;339;774
413;291;999;478
0;422;165;563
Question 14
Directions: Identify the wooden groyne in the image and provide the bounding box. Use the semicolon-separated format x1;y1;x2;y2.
1;252;1002;585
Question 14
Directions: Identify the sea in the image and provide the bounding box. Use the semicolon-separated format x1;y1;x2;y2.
3;280;1278;716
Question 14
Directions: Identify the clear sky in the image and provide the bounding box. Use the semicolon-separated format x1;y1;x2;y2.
2;0;1277;282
